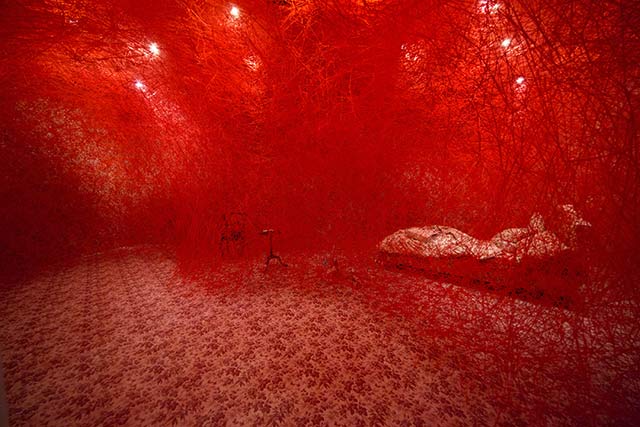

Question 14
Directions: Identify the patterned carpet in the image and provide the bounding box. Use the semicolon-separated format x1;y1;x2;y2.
0;247;497;426
1;247;636;426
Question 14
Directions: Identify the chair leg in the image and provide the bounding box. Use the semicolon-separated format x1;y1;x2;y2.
265;255;287;269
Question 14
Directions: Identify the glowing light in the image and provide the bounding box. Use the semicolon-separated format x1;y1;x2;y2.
134;80;147;91
516;76;525;85
501;38;512;48
230;5;240;18
149;42;160;56
479;0;501;14
244;56;260;72
401;43;420;63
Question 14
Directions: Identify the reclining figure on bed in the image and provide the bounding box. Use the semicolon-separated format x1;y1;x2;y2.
378;205;591;306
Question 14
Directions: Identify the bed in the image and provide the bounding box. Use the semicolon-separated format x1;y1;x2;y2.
377;205;591;309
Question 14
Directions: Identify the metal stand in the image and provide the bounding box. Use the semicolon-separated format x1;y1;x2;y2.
261;229;287;268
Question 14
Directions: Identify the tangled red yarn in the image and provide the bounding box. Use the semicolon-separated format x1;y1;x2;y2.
1;0;639;423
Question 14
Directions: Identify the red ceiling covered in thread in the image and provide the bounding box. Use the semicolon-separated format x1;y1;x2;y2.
0;0;639;422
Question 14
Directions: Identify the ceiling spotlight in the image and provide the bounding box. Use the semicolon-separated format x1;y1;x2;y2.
230;5;240;18
479;0;501;13
149;42;160;56
134;80;146;91
244;56;260;71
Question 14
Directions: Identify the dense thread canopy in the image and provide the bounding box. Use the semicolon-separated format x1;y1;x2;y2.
1;1;639;422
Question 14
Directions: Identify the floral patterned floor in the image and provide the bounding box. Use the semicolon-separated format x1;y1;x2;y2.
0;247;497;426
0;247;637;426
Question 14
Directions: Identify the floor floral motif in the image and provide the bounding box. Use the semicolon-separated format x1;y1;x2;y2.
1;247;494;426
1;247;637;426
